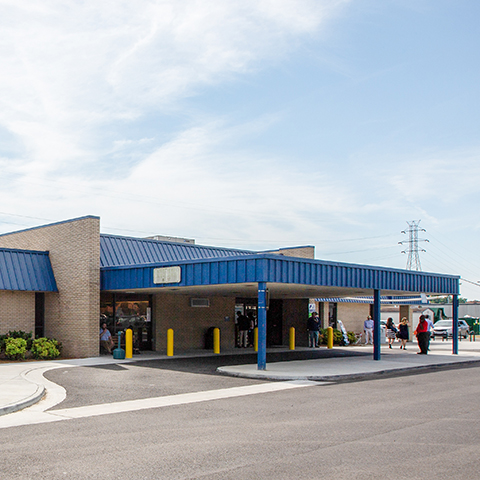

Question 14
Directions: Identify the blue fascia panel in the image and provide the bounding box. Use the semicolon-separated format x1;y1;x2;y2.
0;248;58;292
261;256;459;294
101;253;459;295
101;256;268;290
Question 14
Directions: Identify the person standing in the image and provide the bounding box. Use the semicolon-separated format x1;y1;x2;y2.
364;316;374;345
425;314;435;351
385;317;397;349
415;314;429;354
246;311;256;347
397;317;409;350
237;311;251;348
307;312;320;348
100;323;114;354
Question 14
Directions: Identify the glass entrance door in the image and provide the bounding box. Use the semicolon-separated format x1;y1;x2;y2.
100;293;153;351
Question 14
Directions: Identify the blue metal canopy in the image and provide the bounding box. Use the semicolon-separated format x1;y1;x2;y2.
0;248;57;292
99;235;461;366
101;253;459;296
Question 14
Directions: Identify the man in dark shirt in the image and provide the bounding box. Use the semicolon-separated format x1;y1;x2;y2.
237;312;251;348
307;312;320;348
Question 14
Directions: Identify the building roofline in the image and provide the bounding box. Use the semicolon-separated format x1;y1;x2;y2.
100;232;256;255
263;245;315;253
0;246;50;255
0;215;100;238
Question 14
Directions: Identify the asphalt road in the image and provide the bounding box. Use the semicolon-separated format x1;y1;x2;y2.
43;350;368;409
1;360;480;479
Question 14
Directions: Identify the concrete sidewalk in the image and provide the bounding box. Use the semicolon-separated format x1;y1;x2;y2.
218;343;480;380
2;340;480;417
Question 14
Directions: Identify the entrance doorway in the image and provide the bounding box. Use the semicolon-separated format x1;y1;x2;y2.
267;299;283;346
235;297;284;347
100;293;153;351
328;302;337;329
235;299;257;348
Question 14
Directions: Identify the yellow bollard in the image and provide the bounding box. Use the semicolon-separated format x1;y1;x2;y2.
125;328;133;359
327;326;334;349
254;327;258;352
289;326;295;350
213;327;220;354
167;328;174;356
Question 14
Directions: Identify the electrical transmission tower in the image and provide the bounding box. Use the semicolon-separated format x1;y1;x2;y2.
399;220;429;271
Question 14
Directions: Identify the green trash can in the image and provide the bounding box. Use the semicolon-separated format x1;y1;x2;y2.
112;331;125;359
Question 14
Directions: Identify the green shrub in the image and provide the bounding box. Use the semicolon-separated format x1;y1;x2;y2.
5;337;27;360
332;329;344;345
0;334;8;352
31;338;61;360
316;328;360;346
318;328;328;344
7;330;33;350
347;331;357;344
318;328;345;345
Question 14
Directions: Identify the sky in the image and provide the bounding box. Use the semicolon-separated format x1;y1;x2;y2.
1;0;480;299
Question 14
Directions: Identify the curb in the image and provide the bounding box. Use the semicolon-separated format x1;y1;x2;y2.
217;358;480;382
0;381;45;416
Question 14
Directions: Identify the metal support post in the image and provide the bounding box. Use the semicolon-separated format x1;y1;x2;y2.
373;289;381;360
452;294;459;355
257;282;267;370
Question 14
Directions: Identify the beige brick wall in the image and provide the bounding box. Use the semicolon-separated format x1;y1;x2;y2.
153;294;236;351
0;291;35;333
271;247;315;259
337;303;371;333
153;296;309;349
0;217;100;358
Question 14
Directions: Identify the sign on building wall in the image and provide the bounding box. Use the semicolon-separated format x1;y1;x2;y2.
153;266;181;284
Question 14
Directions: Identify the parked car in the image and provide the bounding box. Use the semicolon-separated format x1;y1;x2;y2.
431;319;469;339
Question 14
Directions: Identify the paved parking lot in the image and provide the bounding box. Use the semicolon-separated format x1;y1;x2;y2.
2;361;480;480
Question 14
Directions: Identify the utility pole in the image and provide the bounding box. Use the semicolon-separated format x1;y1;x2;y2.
399;220;429;271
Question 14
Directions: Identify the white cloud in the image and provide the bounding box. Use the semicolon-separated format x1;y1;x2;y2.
0;0;347;174
0;0;353;242
389;157;474;197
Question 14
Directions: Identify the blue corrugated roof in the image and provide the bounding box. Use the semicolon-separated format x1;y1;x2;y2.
0;248;57;292
100;234;255;267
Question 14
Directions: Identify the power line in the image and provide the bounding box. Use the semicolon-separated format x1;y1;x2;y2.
427;231;480;276
461;278;480;288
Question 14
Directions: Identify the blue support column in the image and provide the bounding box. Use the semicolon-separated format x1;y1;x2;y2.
452;294;459;355
373;289;381;361
257;282;267;370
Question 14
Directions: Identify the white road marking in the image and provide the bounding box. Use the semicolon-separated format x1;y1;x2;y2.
0;380;320;429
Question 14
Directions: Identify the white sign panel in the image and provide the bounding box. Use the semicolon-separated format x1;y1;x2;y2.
153;266;181;284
